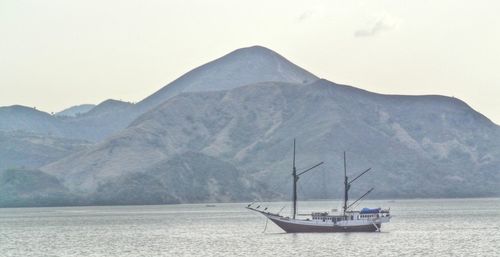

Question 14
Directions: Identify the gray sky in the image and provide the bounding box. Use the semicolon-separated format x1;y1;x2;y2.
1;0;499;123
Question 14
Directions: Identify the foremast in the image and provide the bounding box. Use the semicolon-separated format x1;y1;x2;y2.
292;139;297;219
343;152;348;216
291;139;323;220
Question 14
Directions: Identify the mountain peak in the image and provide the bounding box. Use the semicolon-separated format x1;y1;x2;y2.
229;45;279;56
137;46;318;111
84;99;134;116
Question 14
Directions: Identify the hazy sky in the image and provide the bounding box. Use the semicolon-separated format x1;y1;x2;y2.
1;0;499;123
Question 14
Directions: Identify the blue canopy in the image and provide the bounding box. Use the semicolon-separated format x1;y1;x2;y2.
360;208;381;214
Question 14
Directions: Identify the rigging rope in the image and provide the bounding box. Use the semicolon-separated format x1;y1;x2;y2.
262;217;269;233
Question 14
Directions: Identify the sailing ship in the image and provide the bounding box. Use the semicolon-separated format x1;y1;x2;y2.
247;139;391;233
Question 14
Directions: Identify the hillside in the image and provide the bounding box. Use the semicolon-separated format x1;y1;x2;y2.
42;80;500;202
0;131;90;171
0;169;77;207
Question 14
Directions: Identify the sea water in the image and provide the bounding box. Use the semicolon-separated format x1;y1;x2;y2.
1;198;499;256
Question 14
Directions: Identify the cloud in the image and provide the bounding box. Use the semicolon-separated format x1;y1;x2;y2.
296;6;325;23
297;10;315;22
354;17;397;37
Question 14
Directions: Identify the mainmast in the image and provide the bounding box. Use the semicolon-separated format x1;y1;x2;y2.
342;151;372;215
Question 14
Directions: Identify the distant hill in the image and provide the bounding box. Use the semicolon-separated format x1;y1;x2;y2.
0;105;64;136
61;99;135;141
55;104;95;117
0;100;134;141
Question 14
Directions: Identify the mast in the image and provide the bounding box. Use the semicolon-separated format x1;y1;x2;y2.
342;151;372;215
291;139;323;220
343;151;348;216
292;139;297;219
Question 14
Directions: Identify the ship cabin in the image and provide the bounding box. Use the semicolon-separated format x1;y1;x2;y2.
311;208;390;222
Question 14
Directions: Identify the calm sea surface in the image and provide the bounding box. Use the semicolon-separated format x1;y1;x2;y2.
1;198;499;257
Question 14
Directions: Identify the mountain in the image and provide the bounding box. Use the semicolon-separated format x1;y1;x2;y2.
2;46;499;207
42;80;500;202
137;45;318;111
55;104;96;117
